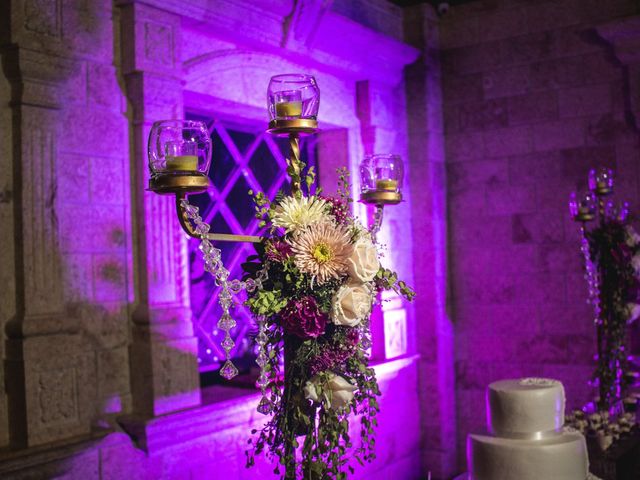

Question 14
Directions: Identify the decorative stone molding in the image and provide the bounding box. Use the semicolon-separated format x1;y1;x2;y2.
281;0;333;50
597;16;640;127
136;0;418;87
1;0;93;447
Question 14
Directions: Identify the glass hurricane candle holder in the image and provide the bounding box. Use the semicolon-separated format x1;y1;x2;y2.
569;191;597;222
360;154;404;205
267;74;320;132
147;120;212;194
589;167;614;196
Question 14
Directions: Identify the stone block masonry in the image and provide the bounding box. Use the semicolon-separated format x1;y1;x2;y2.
440;0;640;469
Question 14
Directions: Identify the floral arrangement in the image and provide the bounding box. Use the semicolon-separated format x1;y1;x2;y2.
566;409;637;451
242;168;414;478
623;225;640;323
582;219;640;412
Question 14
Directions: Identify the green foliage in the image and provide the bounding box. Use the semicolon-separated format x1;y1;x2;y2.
305;166;316;192
375;267;416;301
245;330;381;479
247;289;288;317
249;189;271;226
336;167;353;205
586;220;638;411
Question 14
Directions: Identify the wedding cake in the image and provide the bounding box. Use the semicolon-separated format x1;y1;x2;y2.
467;378;589;480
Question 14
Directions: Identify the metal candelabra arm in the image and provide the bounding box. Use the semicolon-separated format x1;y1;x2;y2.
287;132;302;196
175;193;262;243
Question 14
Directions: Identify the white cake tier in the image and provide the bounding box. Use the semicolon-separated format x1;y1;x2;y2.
488;378;565;436
467;430;589;480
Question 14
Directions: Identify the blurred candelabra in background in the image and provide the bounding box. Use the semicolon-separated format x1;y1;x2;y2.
569;167;640;417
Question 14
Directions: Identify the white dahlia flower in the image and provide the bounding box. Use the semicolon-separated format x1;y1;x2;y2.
271;195;328;233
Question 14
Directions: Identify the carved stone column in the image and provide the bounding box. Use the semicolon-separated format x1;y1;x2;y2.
404;5;458;478
118;1;200;419
0;8;91;447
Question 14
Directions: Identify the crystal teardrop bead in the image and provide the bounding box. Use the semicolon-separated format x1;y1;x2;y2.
244;278;256;292
221;335;235;351
217;314;236;330
199;240;214;254
220;360;239;380
184;204;198;216
256;376;269;388
257;396;272;415
256;353;268;367
229;279;243;294
195;223;210;234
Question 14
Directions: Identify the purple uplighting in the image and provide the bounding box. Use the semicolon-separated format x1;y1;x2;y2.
2;0;640;479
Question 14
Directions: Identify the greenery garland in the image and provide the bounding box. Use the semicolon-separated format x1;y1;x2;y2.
586;220;640;411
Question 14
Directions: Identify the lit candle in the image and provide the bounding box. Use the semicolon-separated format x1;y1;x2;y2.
376;179;398;191
166;155;198;171
275;101;302;118
274;89;303;119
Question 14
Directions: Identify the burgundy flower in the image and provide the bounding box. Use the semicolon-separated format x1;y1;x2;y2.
309;346;352;376
346;328;360;346
281;296;327;339
320;195;350;225
265;238;292;262
307;332;358;376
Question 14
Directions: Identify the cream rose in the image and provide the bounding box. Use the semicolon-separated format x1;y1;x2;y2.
347;235;379;282
303;373;357;411
325;373;357;410
331;281;373;327
626;226;640;247
632;254;640;276
626;303;640;323
303;380;319;403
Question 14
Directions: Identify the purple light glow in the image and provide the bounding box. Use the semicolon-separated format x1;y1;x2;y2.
8;0;440;479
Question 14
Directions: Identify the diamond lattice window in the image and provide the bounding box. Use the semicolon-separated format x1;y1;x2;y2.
187;116;317;373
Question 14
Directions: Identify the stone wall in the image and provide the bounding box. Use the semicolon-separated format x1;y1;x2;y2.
439;0;640;466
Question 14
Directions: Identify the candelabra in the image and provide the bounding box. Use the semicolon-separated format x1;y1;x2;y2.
569;167;633;413
146;73;405;379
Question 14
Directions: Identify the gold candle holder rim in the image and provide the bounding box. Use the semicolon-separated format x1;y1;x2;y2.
267;118;318;135
593;186;613;196
148;172;210;195
573;212;596;222
360;190;403;205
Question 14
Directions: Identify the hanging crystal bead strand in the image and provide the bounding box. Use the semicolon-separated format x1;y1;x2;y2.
180;199;270;382
217;272;238;380
580;225;601;324
252;263;272;414
255;314;272;415
181;199;238;379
